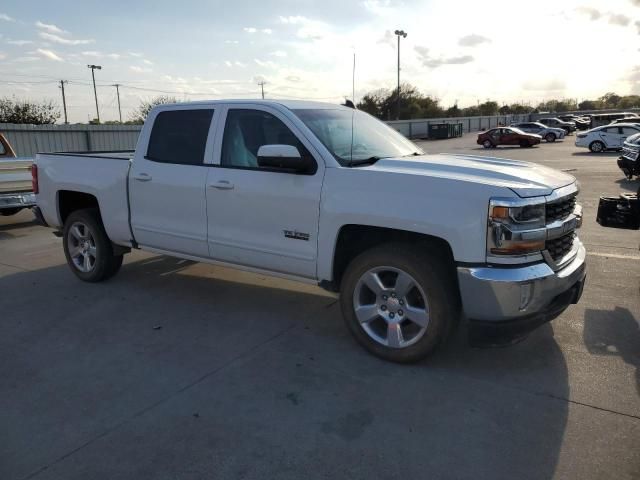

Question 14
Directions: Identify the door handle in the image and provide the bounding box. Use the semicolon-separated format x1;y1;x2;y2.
132;173;152;182
209;180;234;190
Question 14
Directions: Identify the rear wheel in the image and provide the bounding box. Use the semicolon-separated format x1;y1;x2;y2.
483;139;493;149
589;141;605;153
545;133;556;142
340;243;459;363
62;208;123;282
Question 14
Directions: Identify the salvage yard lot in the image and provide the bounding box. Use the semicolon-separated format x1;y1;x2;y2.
1;133;639;480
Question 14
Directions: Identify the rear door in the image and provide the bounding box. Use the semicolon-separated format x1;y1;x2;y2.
205;104;324;278
129;107;217;257
501;128;518;145
621;126;640;144
599;127;623;149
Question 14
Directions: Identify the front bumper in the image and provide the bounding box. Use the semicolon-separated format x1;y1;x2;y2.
457;241;586;339
0;191;35;210
617;157;638;178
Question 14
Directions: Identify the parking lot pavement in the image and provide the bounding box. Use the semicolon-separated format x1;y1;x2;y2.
1;134;639;480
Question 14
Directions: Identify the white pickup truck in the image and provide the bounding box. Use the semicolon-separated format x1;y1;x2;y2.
34;100;586;362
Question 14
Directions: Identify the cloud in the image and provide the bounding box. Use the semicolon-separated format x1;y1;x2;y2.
0;52;6;60
7;40;33;46
254;59;277;68
575;7;602;20
128;51;142;57
262;28;272;34
415;46;473;68
143;59;153;65
243;27;257;33
225;60;246;68
39;32;94;45
35;21;68;34
286;75;301;83
106;53;121;59
279;16;307;24
224;40;239;44
458;34;491;47
36;48;63;61
81;50;101;57
129;65;152;73
377;30;395;48
522;79;566;91
636;20;640;34
269;50;287;57
608;13;630;26
14;56;38;62
631;0;640;6
0;13;15;22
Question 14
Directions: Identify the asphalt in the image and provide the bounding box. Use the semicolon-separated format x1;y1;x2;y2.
1;134;638;480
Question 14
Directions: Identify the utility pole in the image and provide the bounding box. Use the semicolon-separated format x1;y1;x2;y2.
257;81;266;99
394;29;407;120
113;84;122;123
59;80;68;124
87;64;102;123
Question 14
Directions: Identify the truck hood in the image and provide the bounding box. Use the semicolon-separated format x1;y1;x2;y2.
366;153;575;198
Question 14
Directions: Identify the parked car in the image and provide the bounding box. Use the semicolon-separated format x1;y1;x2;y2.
558;115;590;130
575;123;640;152
477;127;541;148
511;122;566;142
618;132;640;179
538;117;577;134
34;100;586;363
611;118;640;127
0;133;35;216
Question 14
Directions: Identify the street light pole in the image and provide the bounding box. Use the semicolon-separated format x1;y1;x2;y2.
394;29;407;120
113;84;122;123
87;64;102;123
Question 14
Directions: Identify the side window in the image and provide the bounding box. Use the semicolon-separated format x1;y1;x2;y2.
146;109;214;165
622;127;639;136
221;109;313;169
0;141;5;155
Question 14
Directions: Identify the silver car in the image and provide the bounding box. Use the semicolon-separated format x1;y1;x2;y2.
511;122;566;142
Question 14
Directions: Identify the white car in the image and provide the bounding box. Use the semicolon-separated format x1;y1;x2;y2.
33;100;586;363
575;123;640;153
511;122;566;142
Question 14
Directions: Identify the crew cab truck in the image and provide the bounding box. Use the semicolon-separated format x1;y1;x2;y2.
34;100;587;363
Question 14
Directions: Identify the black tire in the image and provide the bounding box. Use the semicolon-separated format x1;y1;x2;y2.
339;242;459;363
589;141;605;153
62;208;123;282
482;139;493;149
545;133;556;142
0;207;22;216
519;140;529;148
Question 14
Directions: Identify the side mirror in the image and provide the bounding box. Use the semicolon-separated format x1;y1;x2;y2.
257;144;313;173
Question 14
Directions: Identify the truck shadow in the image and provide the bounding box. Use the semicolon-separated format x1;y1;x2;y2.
0;255;569;480
583;306;639;396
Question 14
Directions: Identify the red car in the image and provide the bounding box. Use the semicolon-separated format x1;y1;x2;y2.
477;127;541;148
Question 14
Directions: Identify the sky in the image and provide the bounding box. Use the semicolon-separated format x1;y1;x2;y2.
0;0;639;123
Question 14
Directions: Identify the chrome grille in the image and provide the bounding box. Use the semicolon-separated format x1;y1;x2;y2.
546;194;577;224
546;232;575;262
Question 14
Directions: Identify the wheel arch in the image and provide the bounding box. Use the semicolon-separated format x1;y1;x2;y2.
325;224;457;292
57;190;101;226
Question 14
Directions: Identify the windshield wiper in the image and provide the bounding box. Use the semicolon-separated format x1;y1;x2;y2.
349;156;384;167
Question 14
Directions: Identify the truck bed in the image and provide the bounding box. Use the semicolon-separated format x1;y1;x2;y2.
36;151;135;246
0;157;33;194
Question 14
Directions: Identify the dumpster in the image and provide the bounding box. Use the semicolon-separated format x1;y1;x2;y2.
448;123;463;138
428;123;449;139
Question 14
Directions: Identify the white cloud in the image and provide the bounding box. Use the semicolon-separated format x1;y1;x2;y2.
608;13;630;26
35;21;68;34
224;40;239;44
143;59;153;65
575;7;602;20
128;51;142;57
39;32;94;45
81;51;101;57
269;50;287;57
286;75;301;83
458;34;491;47
415;46;474;68
522;79;566;91
0;13;15;22
36;48;63;61
14;56;38;62
279;16;307;24
262;28;272;34
129;65;152;73
0;52;7;60
107;53;121;59
224;60;233;67
243;27;257;33
7;40;33;46
254;59;277;68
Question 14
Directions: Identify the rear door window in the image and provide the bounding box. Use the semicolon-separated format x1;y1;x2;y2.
147;109;214;165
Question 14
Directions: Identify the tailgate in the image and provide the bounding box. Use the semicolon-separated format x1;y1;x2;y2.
0;158;33;194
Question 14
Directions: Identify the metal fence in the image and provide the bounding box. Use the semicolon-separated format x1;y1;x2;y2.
1;113;533;156
386;114;531;139
0;123;142;157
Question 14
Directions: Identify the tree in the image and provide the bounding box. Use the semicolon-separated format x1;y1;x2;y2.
0;97;60;124
129;95;178;124
357;84;445;120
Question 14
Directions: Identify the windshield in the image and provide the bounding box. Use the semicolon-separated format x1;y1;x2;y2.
510;127;526;135
293;108;422;166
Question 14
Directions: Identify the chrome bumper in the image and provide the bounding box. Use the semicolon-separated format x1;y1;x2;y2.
457;240;586;322
0;191;35;210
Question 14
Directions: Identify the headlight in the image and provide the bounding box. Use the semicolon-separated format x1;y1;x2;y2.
488;198;546;258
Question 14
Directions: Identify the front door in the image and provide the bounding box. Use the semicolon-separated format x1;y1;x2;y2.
129;107;216;257
205;105;324;278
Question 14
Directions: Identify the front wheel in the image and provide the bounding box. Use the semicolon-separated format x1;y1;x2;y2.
482;139;493;149
63;208;123;282
545;133;556;142
589;141;605;153
339;243;459;363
